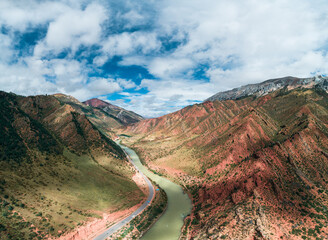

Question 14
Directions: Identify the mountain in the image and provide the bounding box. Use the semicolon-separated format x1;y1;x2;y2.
53;94;123;139
119;85;328;239
206;75;328;102
83;98;144;125
0;91;144;239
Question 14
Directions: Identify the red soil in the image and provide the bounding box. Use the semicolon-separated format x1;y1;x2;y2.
120;88;328;239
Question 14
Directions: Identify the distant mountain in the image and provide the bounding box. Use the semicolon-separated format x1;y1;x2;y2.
121;86;328;239
53;94;123;138
206;75;328;102
0;91;144;239
83;98;144;125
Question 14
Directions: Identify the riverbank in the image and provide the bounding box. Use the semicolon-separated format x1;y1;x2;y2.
118;142;192;240
56;151;151;240
92;141;156;240
56;203;144;240
107;184;167;239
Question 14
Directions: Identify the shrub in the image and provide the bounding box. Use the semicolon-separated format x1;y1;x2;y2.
2;200;9;207
2;210;9;217
0;224;6;231
191;218;199;225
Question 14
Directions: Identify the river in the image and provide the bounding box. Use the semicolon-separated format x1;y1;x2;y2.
118;143;192;240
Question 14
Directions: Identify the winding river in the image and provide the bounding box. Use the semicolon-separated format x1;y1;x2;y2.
118;143;192;240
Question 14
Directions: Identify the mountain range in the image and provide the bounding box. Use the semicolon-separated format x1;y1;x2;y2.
0;92;144;239
1;75;328;240
206;75;328;101
83;98;144;125
119;76;328;239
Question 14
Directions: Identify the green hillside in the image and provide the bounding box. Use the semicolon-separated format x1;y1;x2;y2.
0;91;144;239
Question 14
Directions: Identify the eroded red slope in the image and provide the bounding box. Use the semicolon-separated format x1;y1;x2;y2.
120;88;328;240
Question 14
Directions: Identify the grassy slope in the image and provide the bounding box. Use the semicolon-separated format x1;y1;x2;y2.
0;92;144;239
120;88;328;240
53;94;123;138
83;98;144;125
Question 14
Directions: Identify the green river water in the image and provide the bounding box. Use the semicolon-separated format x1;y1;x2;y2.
118;143;192;240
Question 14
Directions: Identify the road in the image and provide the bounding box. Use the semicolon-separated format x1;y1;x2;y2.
94;145;155;240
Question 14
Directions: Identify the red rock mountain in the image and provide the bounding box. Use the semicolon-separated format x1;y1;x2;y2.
120;82;328;239
206;75;328;101
84;98;119;108
84;98;143;125
53;94;124;138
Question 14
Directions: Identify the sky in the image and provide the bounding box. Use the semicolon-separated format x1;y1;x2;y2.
1;0;328;117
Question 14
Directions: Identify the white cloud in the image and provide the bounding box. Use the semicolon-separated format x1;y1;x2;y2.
35;3;107;56
154;0;328;88
116;0;328;116
147;57;195;78
117;78;136;89
121;10;146;28
0;1;125;102
0;1;70;31
0;61;57;96
86;78;121;95
110;78;214;117
102;31;161;57
0;33;13;62
93;55;108;67
140;78;212;101
1;0;328;117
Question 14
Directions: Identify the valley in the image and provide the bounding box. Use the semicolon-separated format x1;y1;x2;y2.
2;1;328;239
0;92;146;239
1;76;328;240
119;79;328;239
117;141;191;240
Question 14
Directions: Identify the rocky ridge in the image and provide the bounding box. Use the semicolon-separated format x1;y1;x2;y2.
83;98;144;125
120;84;328;240
0;91;144;239
206;75;328;102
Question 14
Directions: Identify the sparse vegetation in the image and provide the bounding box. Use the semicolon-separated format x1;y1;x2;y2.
0;92;145;239
118;87;328;240
108;186;167;239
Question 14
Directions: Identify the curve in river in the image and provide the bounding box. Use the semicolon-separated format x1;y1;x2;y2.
119;143;192;240
94;142;155;240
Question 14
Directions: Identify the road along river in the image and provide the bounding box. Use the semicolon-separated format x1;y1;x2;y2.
119;143;192;240
94;142;192;240
94;141;155;240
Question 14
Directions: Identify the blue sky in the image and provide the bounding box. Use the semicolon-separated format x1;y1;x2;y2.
1;0;328;117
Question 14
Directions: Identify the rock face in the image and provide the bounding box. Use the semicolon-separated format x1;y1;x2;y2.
206;75;328;102
17;93;123;155
53;94;124;138
121;86;328;240
0;91;144;239
83;98;144;125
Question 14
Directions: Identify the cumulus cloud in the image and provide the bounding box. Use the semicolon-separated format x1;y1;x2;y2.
1;0;328;117
86;78;121;95
0;60;57;96
111;78;214;117
147;57;195;78
121;10;147;28
102;31;161;57
34;3;107;56
153;0;328;83
117;78;136;89
0;1;70;31
0;33;13;62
